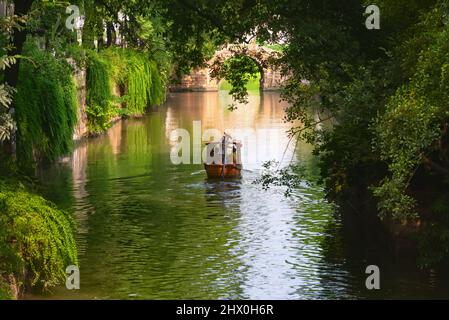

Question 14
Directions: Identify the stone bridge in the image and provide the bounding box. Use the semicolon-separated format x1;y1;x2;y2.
170;43;286;92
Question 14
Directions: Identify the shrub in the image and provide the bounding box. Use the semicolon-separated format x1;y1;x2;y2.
0;183;78;297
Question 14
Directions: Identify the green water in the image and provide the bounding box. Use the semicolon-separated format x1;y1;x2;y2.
35;91;449;299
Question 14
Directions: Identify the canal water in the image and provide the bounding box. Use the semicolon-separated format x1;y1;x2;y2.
35;91;449;299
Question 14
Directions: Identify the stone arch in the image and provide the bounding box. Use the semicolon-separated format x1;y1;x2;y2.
170;43;286;92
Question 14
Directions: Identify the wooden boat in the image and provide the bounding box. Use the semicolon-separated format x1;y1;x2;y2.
204;163;242;179
204;134;242;179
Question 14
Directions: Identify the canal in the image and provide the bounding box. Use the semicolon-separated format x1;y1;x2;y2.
34;91;449;299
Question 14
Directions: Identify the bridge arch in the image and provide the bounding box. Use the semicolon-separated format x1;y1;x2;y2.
170;43;286;92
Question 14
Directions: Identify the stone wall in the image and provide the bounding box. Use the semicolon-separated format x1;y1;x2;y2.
263;67;285;91
171;68;220;92
70;60;88;141
70;63;131;141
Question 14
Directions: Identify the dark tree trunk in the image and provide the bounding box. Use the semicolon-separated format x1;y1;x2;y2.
106;22;114;47
4;0;34;88
3;0;34;158
97;36;104;48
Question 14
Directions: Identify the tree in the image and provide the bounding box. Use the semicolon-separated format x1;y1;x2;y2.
4;0;33;88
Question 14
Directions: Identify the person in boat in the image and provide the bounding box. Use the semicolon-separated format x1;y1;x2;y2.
221;133;232;164
208;134;227;165
207;133;236;165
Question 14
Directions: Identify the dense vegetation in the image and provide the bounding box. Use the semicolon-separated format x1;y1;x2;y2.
15;40;78;170
85;48;165;133
276;0;449;266
0;182;78;299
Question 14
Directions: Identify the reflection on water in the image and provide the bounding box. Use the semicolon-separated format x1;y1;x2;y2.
35;91;449;299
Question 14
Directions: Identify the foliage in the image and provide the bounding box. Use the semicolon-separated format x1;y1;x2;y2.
0;10;22;143
85;48;166;132
82;0;103;49
85;49;115;134
0;276;14;299
86;104;118;134
0;55;17;72
86;50;113;110
15;40;78;169
0;77;16;143
254;161;305;197
0;182;78;296
0;113;15;142
216;55;260;108
124;50;164;115
27;0;80;52
373;5;449;220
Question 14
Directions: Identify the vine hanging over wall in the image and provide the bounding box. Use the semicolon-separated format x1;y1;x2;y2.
85;48;166;132
15;41;78;171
